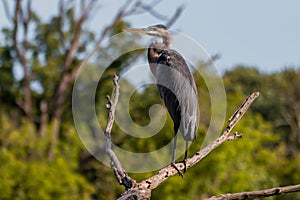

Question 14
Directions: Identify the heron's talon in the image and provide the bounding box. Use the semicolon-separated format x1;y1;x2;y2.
171;163;183;177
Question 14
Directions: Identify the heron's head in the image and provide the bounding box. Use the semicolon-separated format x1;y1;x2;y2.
123;24;173;48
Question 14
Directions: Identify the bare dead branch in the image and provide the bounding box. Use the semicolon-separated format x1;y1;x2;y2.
104;74;134;189
207;184;300;200
115;92;260;199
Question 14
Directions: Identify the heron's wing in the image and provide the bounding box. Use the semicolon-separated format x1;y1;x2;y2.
157;84;181;132
156;50;199;141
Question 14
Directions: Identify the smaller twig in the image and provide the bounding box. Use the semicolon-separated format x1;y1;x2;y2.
227;132;243;141
106;95;112;109
207;183;300;200
104;74;134;189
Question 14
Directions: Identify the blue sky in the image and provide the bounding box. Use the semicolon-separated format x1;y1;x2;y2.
1;0;300;73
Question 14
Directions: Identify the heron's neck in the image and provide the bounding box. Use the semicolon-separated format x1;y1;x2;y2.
162;35;172;49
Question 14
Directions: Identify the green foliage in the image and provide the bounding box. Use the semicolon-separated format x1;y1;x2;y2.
0;114;94;200
223;66;300;199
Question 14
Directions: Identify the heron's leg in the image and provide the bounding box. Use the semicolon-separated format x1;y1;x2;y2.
183;140;188;172
171;132;183;177
171;132;177;164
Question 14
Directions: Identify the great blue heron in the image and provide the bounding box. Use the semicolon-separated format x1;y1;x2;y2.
123;24;198;175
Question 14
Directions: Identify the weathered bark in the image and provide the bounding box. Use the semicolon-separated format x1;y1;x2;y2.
104;75;133;189
115;92;260;199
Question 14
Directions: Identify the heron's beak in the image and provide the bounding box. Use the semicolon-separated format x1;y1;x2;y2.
123;27;155;35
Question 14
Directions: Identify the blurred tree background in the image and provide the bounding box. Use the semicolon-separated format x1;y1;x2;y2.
0;0;299;199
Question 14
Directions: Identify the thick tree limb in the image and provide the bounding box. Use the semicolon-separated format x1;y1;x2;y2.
207;184;300;200
103;76;260;199
120;92;260;198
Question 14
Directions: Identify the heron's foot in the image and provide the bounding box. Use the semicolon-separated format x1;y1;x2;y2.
171;162;183;177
